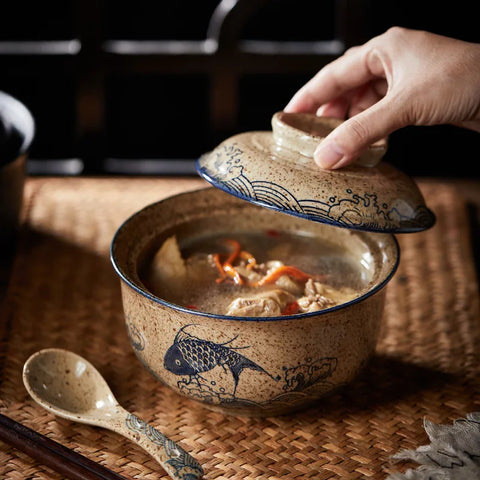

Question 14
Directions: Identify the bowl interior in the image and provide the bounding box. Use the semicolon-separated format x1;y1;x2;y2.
111;187;399;315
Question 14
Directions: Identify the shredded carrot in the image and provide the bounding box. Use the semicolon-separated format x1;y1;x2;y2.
239;250;257;270
254;265;312;287
223;263;244;285
224;239;242;265
213;253;226;283
213;239;257;284
282;301;300;315
213;238;315;289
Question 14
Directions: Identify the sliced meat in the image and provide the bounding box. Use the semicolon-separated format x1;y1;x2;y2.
226;289;296;317
250;260;283;277
233;264;263;284
298;278;357;313
273;274;305;295
297;295;336;313
265;260;284;271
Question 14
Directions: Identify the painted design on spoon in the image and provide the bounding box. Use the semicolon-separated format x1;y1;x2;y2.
125;413;203;479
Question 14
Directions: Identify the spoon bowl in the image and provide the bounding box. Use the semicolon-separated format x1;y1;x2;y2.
23;348;117;422
23;348;203;480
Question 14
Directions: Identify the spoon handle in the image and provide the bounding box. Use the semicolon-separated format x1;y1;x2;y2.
113;411;203;480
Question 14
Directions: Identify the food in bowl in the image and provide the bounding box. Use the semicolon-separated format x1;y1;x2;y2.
143;231;366;317
111;187;399;416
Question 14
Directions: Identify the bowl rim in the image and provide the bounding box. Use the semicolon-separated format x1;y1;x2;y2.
110;187;401;322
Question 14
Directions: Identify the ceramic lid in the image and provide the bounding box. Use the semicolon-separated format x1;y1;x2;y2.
196;111;435;233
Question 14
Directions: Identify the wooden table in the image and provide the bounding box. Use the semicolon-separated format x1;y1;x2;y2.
0;175;479;480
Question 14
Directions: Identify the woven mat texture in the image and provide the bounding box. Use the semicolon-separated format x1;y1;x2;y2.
0;177;479;480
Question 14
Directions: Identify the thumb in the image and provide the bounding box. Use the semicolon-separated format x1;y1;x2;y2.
314;98;404;169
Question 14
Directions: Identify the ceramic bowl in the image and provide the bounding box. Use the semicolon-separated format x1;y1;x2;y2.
0;91;35;253
111;187;399;416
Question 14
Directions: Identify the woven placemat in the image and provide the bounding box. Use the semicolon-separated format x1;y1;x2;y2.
0;177;479;480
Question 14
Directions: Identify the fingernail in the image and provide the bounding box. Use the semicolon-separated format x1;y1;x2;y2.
314;140;344;169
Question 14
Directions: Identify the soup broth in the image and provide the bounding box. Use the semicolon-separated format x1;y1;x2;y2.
142;230;371;316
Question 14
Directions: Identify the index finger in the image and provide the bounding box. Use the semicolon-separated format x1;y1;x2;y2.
285;44;384;113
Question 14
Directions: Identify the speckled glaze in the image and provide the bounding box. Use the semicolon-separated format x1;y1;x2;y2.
197;111;435;233
111;187;399;416
23;348;203;480
271;112;387;167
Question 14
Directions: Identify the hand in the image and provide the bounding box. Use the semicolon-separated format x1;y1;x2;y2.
285;26;480;169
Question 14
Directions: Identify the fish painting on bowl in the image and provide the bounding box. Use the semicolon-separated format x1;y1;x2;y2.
111;187;399;416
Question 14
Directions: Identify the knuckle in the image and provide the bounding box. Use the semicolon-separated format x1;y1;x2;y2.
384;25;407;39
343;45;360;56
345;117;370;146
331;118;369;159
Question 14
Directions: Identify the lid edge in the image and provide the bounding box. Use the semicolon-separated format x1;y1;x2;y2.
196;157;436;234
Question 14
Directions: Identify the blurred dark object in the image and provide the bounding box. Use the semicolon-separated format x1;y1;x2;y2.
0;91;34;254
0;0;478;177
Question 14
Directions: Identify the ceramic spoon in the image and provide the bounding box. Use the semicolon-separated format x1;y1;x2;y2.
22;348;203;480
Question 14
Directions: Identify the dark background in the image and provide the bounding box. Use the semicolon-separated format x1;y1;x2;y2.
0;0;478;177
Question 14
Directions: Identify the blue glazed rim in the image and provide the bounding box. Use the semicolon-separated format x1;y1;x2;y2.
196;162;436;234
195;152;436;235
110;188;401;323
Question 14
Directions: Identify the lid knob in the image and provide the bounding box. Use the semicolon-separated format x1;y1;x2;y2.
272;111;387;167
